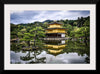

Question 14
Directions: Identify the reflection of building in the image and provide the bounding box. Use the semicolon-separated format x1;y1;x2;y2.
44;40;66;56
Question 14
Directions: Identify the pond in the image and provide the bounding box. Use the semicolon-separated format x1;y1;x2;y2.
10;40;90;64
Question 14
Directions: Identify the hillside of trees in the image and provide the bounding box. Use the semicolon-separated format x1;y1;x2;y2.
11;16;90;47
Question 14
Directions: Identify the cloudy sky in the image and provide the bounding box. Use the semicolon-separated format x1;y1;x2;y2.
10;10;90;24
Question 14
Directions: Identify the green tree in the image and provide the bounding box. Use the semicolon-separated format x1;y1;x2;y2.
65;24;73;36
11;23;19;39
20;32;34;46
70;26;89;46
17;27;26;39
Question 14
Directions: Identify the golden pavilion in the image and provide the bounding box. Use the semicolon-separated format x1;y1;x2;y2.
45;22;66;40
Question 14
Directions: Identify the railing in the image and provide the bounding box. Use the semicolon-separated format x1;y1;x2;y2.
42;37;68;40
46;31;66;33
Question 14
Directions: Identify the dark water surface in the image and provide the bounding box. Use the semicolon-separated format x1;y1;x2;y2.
10;40;90;64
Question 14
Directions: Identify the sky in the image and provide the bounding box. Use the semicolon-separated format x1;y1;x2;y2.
10;10;90;24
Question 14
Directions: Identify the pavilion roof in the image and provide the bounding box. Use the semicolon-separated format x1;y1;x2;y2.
47;22;63;25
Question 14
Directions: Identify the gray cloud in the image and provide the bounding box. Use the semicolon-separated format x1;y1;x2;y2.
10;10;90;24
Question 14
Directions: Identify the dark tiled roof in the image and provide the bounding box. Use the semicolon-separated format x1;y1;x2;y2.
48;22;63;25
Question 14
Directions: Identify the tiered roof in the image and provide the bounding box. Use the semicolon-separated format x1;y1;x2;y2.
47;22;63;25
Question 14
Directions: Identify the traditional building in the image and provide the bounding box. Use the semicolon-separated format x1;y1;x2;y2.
45;22;67;40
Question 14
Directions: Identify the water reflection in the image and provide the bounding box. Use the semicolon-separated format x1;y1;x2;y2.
46;52;88;64
10;40;90;64
44;40;66;56
11;50;46;64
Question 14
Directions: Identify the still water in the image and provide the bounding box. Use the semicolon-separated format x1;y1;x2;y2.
10;40;90;64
